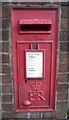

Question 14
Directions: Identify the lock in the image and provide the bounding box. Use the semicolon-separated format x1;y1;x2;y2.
11;7;59;112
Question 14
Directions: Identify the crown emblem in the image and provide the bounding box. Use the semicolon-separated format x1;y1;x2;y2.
30;82;42;91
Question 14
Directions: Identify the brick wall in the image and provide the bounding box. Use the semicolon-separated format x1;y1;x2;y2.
1;1;69;119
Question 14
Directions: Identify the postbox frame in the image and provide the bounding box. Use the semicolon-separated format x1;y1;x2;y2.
11;7;59;112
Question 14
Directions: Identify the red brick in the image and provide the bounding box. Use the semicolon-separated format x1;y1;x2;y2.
0;5;2;18
68;74;69;82
68;7;69;18
2;42;9;52
0;75;2;83
42;110;67;119
67;18;69;29
2;30;9;41
2;54;10;63
2;104;13;111
2;112;27;118
0;30;2;41
2;65;11;74
60;31;68;41
60;53;68;63
58;74;68;82
60;42;69;52
2;75;12;84
0;42;2;52
56;102;67;111
61;6;68;18
2;85;12;94
0;85;2;94
2;5;11;18
0;20;1;27
2;94;12;102
61;18;67;29
57;84;68;92
68;32;69;41
2;18;10;30
2;112;16;118
0;64;2;74
0;54;2;63
59;63;68;72
57;92;67;101
51;110;67;119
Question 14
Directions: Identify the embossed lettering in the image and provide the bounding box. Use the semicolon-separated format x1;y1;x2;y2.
29;91;45;101
29;82;45;101
29;91;36;100
38;91;45;101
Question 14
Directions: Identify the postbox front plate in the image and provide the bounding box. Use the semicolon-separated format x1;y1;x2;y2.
17;41;52;110
11;7;59;112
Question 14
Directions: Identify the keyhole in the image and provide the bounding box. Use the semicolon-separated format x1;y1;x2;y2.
25;79;27;83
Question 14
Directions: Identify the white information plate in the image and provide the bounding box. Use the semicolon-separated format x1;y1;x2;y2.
26;51;43;78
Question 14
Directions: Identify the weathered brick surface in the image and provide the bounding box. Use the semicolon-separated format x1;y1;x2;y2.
2;112;27;118
68;6;69;18
2;85;12;94
2;18;10;30
60;31;68;41
2;104;13;112
51;110;67;119
2;30;9;41
61;18;67;29
60;52;68;63
2;5;11;18
0;42;2;52
61;6;68;18
1;1;68;119
0;75;2;83
0;54;2;63
2;65;11;74
2;42;9;52
57;84;68;92
56;102;67;111
2;94;12;102
2;54;10;63
68;74;69;82
59;63;68;72
42;109;67;119
2;112;16;118
2;75;12;84
57;92;67;101
58;74;68;82
0;30;2;41
60;42;69;52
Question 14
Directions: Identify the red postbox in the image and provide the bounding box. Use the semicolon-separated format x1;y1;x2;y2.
11;7;59;112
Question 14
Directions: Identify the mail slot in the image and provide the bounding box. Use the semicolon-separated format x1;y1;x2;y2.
11;7;59;112
19;19;52;33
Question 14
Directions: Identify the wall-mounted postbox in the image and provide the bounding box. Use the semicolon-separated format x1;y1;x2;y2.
11;7;59;112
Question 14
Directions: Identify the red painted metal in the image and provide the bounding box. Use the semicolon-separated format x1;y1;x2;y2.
11;7;59;112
